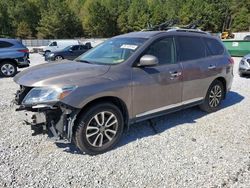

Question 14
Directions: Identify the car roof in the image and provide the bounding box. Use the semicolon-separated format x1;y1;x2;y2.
0;38;20;43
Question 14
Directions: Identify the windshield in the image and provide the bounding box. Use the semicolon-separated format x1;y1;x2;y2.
63;45;73;51
75;38;147;65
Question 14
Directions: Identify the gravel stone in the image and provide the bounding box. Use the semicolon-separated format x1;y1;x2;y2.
0;54;249;187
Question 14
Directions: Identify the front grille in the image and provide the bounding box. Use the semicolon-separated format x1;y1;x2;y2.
15;85;32;105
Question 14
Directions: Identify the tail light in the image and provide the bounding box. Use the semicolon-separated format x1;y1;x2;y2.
18;49;29;53
229;57;234;65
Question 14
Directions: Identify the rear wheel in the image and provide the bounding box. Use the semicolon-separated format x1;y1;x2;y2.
74;103;124;155
199;80;225;113
0;62;17;77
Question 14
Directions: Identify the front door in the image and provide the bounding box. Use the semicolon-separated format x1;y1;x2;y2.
132;37;183;119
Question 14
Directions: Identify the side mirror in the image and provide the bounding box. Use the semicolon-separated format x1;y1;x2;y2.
138;55;159;67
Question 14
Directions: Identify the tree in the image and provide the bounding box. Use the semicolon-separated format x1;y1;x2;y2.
37;0;83;38
1;0;250;38
7;0;41;37
83;0;114;37
126;0;149;31
231;0;250;32
16;21;32;38
0;0;13;37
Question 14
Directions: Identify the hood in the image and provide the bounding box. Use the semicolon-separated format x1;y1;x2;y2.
14;60;110;87
244;54;250;59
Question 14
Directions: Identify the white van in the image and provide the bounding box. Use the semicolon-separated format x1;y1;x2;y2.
42;40;80;54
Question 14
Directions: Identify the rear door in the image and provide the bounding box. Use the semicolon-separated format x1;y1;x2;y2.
176;36;220;102
132;37;183;119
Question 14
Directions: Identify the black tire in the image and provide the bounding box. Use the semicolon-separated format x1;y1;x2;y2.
239;72;245;77
199;80;225;113
0;61;17;77
55;55;63;61
43;50;51;56
74;103;124;155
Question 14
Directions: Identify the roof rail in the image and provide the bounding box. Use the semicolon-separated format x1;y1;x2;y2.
141;19;210;35
167;28;209;35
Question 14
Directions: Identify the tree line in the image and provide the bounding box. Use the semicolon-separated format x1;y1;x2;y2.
0;0;249;39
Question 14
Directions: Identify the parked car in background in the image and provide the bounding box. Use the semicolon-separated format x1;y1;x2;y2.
0;38;29;77
243;35;250;41
41;40;80;55
14;29;234;155
45;43;92;61
239;54;250;77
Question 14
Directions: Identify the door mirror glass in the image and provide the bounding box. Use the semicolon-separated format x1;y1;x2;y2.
138;55;159;67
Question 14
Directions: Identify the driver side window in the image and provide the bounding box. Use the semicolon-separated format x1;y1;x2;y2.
71;45;80;51
49;42;57;46
145;37;175;65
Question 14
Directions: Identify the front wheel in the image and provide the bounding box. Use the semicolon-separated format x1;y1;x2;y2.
199;80;225;113
55;55;63;61
74;103;124;155
0;62;17;77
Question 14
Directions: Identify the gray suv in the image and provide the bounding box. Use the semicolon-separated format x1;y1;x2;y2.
14;30;234;155
0;38;30;77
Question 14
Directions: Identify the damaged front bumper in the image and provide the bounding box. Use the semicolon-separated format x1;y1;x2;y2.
15;86;79;142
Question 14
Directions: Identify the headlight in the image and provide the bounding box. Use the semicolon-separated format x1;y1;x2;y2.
49;53;55;57
22;86;77;105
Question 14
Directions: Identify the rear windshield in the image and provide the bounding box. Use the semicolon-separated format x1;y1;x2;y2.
0;41;14;48
75;38;147;65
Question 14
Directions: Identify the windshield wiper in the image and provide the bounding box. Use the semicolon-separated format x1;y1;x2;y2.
75;59;93;64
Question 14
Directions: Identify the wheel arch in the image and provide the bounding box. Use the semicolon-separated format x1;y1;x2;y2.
0;58;18;66
214;77;227;99
74;96;129;131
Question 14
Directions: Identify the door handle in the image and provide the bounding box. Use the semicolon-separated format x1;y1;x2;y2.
170;71;182;77
208;65;216;70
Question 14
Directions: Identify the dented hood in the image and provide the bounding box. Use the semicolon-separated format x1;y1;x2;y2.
14;60;110;87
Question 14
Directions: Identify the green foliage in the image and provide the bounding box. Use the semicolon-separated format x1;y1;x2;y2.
0;0;13;37
16;21;32;38
83;0;115;37
231;0;250;32
37;0;83;38
0;0;249;38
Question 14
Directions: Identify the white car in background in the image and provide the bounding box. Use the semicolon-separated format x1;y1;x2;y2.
239;54;250;77
41;40;80;55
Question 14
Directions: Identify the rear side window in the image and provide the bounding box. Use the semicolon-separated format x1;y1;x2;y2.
204;38;224;56
0;41;14;48
177;36;206;61
80;45;88;50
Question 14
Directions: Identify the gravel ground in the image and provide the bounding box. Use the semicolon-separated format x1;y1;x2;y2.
0;54;250;188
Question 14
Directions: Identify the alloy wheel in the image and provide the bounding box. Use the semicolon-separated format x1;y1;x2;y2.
209;85;222;108
86;111;118;147
55;56;63;61
1;63;15;76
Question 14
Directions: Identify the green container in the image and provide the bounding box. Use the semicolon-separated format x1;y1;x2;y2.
222;40;250;57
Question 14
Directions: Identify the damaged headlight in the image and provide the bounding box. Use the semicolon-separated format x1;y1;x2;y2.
22;86;77;105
